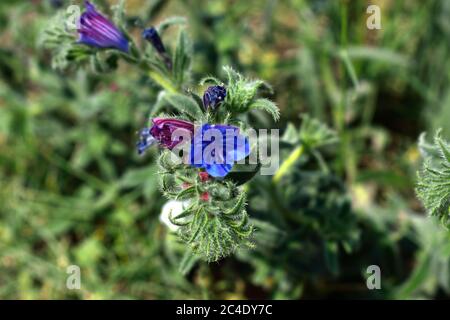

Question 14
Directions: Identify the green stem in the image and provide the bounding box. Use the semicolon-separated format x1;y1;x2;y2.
272;145;304;184
119;48;179;94
148;70;178;94
340;49;359;88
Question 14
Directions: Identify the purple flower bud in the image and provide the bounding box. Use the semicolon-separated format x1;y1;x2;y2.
203;86;226;110
151;118;194;149
77;1;129;53
137;118;195;154
142;27;166;54
142;27;172;70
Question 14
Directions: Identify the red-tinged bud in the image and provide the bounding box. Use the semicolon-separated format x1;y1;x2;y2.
200;192;209;201
199;172;209;182
182;182;191;189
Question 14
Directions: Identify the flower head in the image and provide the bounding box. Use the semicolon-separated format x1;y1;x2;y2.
77;1;129;53
203;85;227;110
137;118;194;154
190;124;250;178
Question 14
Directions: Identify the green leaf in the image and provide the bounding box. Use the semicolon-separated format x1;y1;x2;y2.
149;91;170;117
169;208;192;227
249;98;280;121
187;90;204;110
172;207;195;221
40;11;85;70
111;0;127;30
120;166;157;188
221;65;272;115
178;249;199;276
281;122;299;145
199;75;222;86
164;93;203;119
173;29;191;87
224;192;247;217
223;65;240;84
176;185;196;200
299;115;338;149
157;16;187;34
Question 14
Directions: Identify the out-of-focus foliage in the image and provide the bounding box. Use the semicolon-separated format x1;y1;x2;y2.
0;0;449;299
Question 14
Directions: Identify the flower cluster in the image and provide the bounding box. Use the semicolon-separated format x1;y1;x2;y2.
137;107;250;178
140;71;278;261
43;1;279;263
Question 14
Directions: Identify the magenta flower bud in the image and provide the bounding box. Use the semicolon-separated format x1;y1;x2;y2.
137;118;194;154
77;1;129;53
150;118;194;150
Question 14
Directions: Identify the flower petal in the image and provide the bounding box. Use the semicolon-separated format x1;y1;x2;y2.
77;1;129;53
205;163;233;178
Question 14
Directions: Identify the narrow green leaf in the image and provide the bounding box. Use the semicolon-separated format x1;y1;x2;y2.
249;98;280;121
178;249;199;275
157;16;187;34
173;29;191;86
164;93;203;119
200;76;222;86
224;192;247;216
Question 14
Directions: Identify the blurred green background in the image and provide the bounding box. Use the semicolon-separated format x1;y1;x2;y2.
0;0;450;299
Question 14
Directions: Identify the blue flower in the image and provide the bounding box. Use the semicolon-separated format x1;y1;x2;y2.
77;1;129;53
203;86;226;110
136;127;156;155
190;124;250;178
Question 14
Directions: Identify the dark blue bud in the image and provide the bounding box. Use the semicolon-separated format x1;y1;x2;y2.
142;27;172;70
203;86;227;110
142;27;166;54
